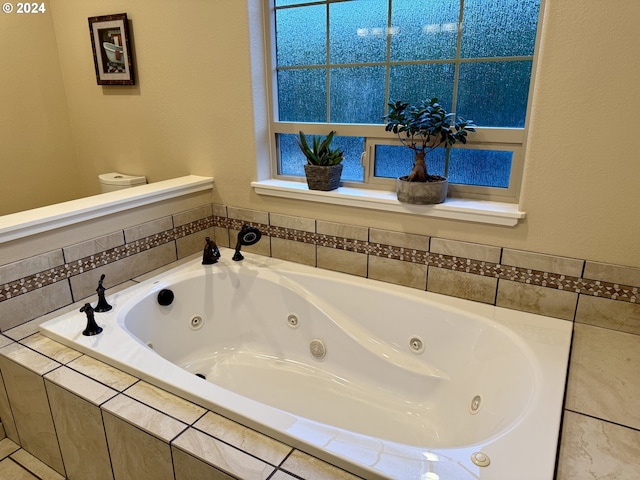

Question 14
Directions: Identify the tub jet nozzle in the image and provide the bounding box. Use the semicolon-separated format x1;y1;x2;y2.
232;225;262;261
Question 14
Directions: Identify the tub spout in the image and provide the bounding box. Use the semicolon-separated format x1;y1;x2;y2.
202;237;221;265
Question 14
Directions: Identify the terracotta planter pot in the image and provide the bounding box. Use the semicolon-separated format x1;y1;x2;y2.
304;164;343;191
396;176;448;204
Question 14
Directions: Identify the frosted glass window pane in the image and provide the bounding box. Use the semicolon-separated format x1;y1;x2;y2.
457;61;532;127
390;0;460;61
330;0;388;64
389;64;455;112
275;5;326;66
330;67;386;124
277;69;326;122
374;145;446;179
461;0;540;58
279;134;364;182
276;0;310;6
447;150;512;187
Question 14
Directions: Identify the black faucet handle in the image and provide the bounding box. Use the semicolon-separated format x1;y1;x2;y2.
94;274;113;312
80;303;103;336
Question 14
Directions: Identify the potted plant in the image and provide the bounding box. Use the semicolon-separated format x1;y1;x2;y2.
296;130;345;191
383;98;476;204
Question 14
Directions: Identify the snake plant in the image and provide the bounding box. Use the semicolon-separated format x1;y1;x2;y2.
296;131;344;166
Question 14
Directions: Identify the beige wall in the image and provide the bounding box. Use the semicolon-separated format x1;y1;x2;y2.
0;9;82;215
2;0;639;268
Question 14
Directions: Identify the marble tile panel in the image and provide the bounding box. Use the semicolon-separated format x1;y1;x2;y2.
103;411;174;480
496;280;578;320
173;427;275;480
132;254;198;283
583;261;640;286
63;231;125;263
213;226;231;248
0;372;18;443
176;227;215;259
68;242;177;300
317;246;367;277
0;336;12;349
124;216;173;243
565;324;640;429
0;356;64;474
0;250;64;284
67;355;137;392
211;204;227;218
576;294;640;335
0;281;72;332
369;228;429;251
10;449;66;480
124;381;206;425
557;411;640;480
0;458;38;479
44;366;117;406
281;450;363;480
271;237;316;266
172;446;236;480
226;207;269;225
173;204;213;228
269;213;315;232
430;238;501;263
501;249;584;277
0;342;59;375
44;380;113;480
0;438;19;459
19;334;82;364
316;221;368;241
428;267;497;304
102;394;187;442
368;256;427;290
193;412;291;466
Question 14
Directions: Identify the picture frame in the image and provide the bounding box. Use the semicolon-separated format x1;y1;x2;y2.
88;13;135;85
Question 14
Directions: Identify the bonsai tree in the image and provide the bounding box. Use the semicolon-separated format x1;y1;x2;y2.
383;98;476;182
296;131;344;166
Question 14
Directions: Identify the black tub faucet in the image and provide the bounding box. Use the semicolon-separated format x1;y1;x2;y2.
202;237;221;264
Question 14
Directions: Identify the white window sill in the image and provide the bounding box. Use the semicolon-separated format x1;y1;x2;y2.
251;179;525;226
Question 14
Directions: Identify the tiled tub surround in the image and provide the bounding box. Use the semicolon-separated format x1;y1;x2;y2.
1;203;639;478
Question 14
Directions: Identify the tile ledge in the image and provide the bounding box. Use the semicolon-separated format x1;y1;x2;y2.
252;179;525;226
0;175;214;243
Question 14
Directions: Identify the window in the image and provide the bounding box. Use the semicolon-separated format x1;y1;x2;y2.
266;0;542;202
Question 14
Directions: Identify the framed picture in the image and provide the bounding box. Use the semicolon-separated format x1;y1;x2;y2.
88;13;135;85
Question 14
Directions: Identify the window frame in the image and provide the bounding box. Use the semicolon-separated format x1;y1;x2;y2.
263;0;543;204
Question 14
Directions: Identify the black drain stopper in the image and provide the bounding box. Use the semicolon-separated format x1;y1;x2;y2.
157;289;174;306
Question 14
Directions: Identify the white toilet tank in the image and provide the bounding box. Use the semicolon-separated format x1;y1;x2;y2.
99;172;147;193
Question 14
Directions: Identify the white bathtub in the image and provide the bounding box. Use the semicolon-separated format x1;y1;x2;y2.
41;247;572;479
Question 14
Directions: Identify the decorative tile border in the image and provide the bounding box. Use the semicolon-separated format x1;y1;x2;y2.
1;213;638;307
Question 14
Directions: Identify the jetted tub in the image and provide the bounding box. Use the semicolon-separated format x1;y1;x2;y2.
41;247;572;479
